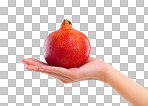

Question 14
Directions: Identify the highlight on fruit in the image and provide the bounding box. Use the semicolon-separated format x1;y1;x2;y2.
43;19;91;68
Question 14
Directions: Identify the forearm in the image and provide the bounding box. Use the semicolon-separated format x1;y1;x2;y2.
105;65;148;106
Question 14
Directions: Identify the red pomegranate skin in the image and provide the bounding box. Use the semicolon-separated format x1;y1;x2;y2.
43;19;91;68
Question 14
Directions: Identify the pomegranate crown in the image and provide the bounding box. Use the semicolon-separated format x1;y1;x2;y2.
60;19;73;30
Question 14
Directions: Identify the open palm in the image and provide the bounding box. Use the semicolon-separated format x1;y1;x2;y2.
22;57;108;83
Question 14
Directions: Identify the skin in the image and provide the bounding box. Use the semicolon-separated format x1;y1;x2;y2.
22;57;148;106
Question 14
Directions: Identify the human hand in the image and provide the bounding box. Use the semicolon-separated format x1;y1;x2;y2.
22;57;109;83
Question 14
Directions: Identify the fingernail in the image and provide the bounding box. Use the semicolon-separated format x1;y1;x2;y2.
22;61;28;65
39;69;46;72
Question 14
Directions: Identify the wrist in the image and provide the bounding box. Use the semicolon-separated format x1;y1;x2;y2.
103;63;117;84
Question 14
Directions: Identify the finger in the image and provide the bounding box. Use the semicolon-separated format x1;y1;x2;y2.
59;79;69;83
39;66;77;80
23;58;48;66
23;58;80;80
27;64;76;81
26;65;40;71
47;72;73;83
22;58;48;66
69;68;78;71
85;57;96;64
47;72;74;83
26;65;73;83
28;58;48;65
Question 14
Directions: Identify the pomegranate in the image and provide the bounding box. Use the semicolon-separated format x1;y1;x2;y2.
43;19;91;68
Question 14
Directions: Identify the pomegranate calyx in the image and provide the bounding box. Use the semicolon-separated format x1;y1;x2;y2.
60;19;73;30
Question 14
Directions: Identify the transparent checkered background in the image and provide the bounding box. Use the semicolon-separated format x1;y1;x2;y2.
0;0;148;106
